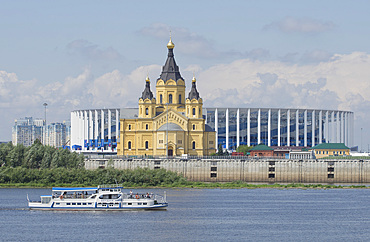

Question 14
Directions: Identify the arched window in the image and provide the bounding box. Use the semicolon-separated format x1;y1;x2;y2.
145;141;149;150
160;94;163;104
128;125;131;130
146;124;149;130
169;94;173;104
128;141;132;150
192;108;196;116
145;108;149;115
192;124;195;130
192;141;196;150
179;94;182;104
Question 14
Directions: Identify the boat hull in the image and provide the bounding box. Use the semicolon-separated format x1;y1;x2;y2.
28;205;168;211
28;201;168;211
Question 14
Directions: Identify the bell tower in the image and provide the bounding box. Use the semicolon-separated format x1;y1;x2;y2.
185;75;203;118
156;37;186;113
138;76;156;118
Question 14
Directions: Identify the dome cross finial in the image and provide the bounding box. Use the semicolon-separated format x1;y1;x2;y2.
167;31;175;49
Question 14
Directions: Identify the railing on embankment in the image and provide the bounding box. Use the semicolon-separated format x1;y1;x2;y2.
84;156;370;184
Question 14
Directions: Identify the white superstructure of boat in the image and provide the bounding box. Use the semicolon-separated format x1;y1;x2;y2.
27;184;168;210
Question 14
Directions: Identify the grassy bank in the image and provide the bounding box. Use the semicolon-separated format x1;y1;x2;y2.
0;181;368;189
1;167;368;189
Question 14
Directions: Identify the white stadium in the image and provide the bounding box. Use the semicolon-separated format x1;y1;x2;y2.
70;107;354;152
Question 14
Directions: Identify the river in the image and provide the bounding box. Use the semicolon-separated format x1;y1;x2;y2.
0;188;369;241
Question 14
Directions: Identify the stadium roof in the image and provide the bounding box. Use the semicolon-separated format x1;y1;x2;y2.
310;143;350;150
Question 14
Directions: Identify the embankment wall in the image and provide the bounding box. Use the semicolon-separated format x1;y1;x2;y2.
85;158;370;184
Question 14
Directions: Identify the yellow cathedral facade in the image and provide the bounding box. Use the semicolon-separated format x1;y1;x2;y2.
117;38;216;156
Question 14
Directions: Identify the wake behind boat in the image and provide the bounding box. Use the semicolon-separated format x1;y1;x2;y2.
27;184;168;211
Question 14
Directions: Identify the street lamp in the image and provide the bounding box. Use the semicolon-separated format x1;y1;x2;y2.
43;103;48;124
43;103;47;145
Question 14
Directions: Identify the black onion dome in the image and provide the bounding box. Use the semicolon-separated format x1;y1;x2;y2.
158;38;183;83
141;78;153;100
188;77;200;100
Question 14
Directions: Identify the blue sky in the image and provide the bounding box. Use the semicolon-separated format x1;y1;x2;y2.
1;0;370;150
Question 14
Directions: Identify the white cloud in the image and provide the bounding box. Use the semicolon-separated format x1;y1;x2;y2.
1;51;370;146
196;52;370;146
264;16;335;33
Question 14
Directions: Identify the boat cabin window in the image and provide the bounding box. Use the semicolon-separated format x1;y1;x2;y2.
41;196;51;204
99;194;121;199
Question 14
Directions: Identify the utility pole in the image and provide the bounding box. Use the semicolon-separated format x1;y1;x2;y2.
43;103;47;145
360;127;363;152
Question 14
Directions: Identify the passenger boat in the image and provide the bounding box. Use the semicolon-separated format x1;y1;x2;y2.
27;184;168;210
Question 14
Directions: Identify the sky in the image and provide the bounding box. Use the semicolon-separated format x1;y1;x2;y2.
1;0;370;151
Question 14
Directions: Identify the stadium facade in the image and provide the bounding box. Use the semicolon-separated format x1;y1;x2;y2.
70;107;354;152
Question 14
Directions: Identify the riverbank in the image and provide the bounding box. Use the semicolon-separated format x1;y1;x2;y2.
0;182;368;189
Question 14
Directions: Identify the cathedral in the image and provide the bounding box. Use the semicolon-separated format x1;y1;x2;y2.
117;38;216;156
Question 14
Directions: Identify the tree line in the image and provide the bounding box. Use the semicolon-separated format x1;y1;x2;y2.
0;141;187;187
0;167;187;187
0;140;85;169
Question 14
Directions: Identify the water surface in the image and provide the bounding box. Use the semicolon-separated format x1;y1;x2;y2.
0;188;369;241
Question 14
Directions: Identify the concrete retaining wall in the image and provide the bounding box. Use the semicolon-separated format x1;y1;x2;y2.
85;158;370;184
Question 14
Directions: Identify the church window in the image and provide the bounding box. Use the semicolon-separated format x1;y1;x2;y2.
192;141;196;150
160;94;163;104
169;94;173;104
128;141;131;150
192;108;196;116
146;124;149;130
128;125;131;130
193;124;195;130
145;108;149;115
179;94;181;104
145;141;149;150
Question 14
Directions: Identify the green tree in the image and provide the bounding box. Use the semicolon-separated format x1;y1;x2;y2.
50;150;61;168
23;140;46;168
0;142;13;166
236;145;253;155
7;144;26;167
40;146;55;169
217;144;224;156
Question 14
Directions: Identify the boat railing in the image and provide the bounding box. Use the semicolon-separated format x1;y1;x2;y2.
124;193;155;200
98;184;123;189
154;192;167;203
123;192;167;203
53;194;94;199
